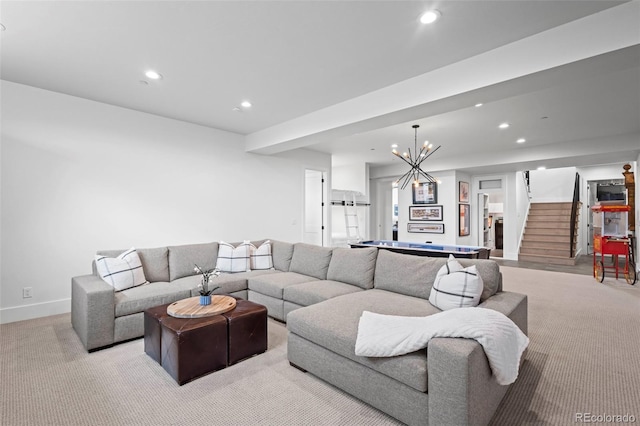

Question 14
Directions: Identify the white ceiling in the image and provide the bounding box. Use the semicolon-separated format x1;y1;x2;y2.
1;0;639;174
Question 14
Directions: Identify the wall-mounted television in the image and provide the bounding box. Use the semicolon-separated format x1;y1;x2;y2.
597;183;625;202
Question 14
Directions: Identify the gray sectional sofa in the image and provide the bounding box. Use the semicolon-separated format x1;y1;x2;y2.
71;239;527;426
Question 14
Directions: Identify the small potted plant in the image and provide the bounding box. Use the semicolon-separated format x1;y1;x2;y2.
194;264;221;306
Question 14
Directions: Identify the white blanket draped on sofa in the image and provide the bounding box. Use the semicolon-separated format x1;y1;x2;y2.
355;308;529;385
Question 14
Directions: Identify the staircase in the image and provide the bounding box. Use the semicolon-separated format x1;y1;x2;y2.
519;202;580;266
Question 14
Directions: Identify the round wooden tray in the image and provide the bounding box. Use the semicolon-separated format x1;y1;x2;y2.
167;295;236;319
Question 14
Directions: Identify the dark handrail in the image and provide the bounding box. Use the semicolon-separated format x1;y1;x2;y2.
569;173;580;258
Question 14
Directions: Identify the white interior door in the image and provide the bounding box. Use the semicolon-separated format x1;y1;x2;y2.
304;170;324;246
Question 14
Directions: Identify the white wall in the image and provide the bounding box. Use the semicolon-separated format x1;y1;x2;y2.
577;163;630;182
502;173;520;260
514;171;532;253
0;81;330;323
529;167;577;202
455;172;473;246
397;170;456;244
369;177;394;241
378;170;497;247
332;163;368;199
471;173;520;259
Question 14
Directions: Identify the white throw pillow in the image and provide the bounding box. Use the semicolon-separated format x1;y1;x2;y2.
216;241;251;273
95;248;148;291
248;240;274;270
429;254;483;310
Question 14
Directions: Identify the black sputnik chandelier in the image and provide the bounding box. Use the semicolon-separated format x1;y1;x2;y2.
392;124;441;189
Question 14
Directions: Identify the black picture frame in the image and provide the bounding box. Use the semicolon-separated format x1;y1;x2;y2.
409;205;443;221
407;223;445;234
459;204;470;236
412;182;438;204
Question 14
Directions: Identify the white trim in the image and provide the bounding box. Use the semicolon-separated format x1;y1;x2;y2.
0;298;71;324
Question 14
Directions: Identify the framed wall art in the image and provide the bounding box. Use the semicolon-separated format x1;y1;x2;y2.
459;181;470;203
412;182;437;204
459;204;470;236
407;223;445;234
409;205;443;221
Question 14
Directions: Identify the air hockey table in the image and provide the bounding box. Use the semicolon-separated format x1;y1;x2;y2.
350;240;490;259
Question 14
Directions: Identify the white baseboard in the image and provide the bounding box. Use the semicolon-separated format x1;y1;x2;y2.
0;298;71;324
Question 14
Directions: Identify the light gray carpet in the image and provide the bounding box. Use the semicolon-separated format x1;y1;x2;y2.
490;267;640;426
1;266;639;426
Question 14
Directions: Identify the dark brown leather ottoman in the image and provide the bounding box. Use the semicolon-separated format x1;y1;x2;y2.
144;303;171;364
221;299;268;365
160;314;228;385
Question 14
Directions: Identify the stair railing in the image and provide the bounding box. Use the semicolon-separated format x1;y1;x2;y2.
569;172;580;258
523;171;531;199
516;171;532;255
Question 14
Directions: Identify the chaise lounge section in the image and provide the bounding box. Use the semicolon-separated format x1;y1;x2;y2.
286;249;527;426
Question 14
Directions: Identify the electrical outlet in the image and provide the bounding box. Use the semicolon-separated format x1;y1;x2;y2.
23;287;33;298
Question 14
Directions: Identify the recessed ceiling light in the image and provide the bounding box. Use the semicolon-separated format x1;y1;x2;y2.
475;103;483;108
145;70;162;80
241;101;252;108
537;166;546;170
499;122;510;129
420;10;441;24
516;138;526;143
391;144;398;148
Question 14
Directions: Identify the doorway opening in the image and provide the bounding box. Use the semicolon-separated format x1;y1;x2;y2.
478;178;505;258
586;179;625;254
